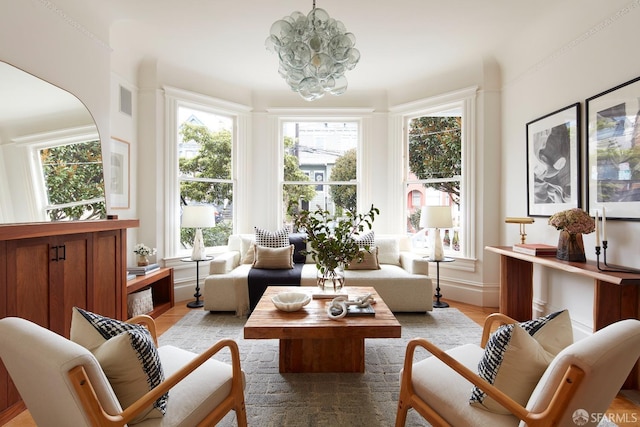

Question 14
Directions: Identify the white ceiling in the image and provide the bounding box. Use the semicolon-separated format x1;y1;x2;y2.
102;0;563;94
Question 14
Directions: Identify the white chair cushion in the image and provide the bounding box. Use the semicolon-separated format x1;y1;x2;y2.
135;345;245;427
522;318;640;427
408;344;519;427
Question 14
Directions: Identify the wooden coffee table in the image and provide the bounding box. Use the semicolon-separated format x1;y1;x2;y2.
243;286;401;373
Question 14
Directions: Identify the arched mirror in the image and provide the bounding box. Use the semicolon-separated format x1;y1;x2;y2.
0;61;106;223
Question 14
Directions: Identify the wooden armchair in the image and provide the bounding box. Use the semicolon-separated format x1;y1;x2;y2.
396;313;640;427
0;315;247;427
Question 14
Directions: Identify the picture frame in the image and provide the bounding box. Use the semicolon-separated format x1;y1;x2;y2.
110;137;130;209
586;76;640;220
526;103;581;217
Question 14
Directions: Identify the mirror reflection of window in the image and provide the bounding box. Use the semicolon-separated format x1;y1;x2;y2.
0;61;105;223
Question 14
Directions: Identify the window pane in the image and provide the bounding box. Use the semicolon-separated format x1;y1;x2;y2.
282;121;359;222
40;139;106;220
178;106;233;247
283;183;357;228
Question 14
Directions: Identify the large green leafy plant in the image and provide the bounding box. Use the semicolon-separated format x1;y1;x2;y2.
294;204;379;274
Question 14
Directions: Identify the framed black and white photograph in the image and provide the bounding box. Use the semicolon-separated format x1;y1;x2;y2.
586;76;640;220
526;103;581;217
110;137;130;209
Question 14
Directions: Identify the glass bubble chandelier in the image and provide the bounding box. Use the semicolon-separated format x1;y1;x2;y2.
265;0;360;101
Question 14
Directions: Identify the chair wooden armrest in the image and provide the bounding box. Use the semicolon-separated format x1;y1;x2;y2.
399;338;585;427
126;314;158;345
69;338;247;427
480;312;518;347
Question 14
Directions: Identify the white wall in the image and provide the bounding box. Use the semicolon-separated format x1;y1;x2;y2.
0;0;111;191
499;0;640;335
4;1;638;314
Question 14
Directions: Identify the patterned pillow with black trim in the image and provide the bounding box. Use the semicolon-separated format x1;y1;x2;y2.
255;226;290;248
70;307;167;423
469;310;572;413
354;230;375;249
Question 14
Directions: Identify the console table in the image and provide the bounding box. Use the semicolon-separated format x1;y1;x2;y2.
486;245;640;389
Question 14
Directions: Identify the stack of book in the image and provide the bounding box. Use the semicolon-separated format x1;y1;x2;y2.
127;263;160;276
512;243;557;257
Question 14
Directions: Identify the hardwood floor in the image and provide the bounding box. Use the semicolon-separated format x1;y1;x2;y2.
2;298;638;426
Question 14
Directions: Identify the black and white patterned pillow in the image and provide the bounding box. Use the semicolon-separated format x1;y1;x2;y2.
469;310;571;413
255;226;290;248
70;307;167;421
354;230;375;249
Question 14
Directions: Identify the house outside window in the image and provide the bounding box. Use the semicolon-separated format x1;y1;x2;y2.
281;121;359;228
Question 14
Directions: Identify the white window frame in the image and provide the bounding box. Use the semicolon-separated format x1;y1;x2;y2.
13;125;102;222
164;86;251;257
271;108;375;227
390;86;477;261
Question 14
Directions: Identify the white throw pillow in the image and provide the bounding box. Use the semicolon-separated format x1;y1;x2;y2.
469;310;572;414
70;307;167;423
375;237;401;265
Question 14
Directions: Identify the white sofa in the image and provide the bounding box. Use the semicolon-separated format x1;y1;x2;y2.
203;233;433;316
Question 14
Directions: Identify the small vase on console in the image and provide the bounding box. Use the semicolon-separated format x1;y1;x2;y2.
556;230;586;262
137;255;150;266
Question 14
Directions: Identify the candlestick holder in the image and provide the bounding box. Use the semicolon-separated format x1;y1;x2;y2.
595;241;640;273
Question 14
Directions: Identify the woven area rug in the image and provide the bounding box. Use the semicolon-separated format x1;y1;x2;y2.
158;308;616;427
159;308;480;426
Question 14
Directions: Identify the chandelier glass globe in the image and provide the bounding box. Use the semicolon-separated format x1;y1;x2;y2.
266;4;359;101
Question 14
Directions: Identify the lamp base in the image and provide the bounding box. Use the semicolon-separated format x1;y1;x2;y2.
191;228;206;260
430;228;445;261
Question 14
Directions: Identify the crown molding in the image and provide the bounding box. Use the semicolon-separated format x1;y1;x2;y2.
37;0;111;51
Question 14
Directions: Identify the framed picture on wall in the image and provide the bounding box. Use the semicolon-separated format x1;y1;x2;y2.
110;137;130;209
586;76;640;220
526;103;581;217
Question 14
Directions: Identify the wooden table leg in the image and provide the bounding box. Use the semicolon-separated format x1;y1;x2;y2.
594;280;639;389
280;338;365;373
499;255;533;321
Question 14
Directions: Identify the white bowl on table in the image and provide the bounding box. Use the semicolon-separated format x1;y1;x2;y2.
271;292;311;312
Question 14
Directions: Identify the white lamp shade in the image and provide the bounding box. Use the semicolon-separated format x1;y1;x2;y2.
419;206;453;229
181;205;216;228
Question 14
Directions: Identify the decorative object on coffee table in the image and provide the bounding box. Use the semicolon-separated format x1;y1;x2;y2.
548;208;595;262
271;292;311;312
294;204;378;292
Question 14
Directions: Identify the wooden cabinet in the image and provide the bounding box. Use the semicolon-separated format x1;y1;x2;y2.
0;219;138;422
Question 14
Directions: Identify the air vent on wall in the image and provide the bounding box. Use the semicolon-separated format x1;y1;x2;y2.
119;85;132;116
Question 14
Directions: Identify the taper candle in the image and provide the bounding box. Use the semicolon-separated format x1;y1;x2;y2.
602;207;607;241
595;210;600;246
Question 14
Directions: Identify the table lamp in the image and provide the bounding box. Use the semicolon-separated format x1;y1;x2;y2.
181;205;216;260
505;217;534;244
420;205;453;261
